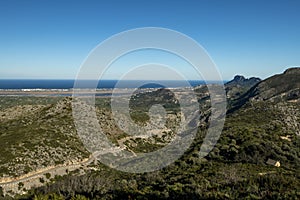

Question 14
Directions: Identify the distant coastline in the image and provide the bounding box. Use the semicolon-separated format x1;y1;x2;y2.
0;79;225;90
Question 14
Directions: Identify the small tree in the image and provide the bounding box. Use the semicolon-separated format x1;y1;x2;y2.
18;182;24;190
45;173;51;179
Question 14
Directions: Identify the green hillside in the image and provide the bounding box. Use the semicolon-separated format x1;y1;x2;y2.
0;68;299;199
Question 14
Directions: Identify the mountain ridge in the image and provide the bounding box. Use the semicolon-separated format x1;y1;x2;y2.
228;67;300;112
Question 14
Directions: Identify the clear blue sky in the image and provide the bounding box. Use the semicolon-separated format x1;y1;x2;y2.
0;0;299;80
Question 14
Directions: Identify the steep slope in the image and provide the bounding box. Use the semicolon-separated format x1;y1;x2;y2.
215;68;300;169
229;67;300;112
248;67;300;101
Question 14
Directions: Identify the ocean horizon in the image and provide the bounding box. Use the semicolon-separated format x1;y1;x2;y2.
0;79;225;90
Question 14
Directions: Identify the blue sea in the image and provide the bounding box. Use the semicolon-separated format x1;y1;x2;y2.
0;79;210;90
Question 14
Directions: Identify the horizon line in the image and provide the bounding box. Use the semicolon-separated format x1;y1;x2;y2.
0;78;228;82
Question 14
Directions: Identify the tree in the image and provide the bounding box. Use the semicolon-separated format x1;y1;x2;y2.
45;173;51;179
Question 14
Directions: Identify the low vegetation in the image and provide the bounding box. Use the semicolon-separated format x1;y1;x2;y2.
0;68;300;199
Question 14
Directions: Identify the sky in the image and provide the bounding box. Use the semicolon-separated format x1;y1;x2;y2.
0;0;300;80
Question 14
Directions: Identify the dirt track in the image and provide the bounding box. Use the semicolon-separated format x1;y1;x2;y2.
0;155;96;195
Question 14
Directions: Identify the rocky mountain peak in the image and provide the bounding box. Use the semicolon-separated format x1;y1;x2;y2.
226;75;261;87
233;75;246;82
283;67;300;75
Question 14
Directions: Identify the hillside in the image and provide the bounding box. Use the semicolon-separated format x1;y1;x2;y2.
219;68;300;169
0;68;299;199
251;68;300;101
0;97;89;178
25;84;300;200
229;68;300;112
